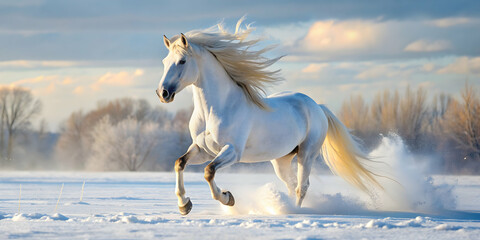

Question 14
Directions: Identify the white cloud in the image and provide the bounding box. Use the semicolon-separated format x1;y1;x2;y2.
73;86;85;95
404;39;451;52
8;75;76;96
355;63;418;80
9;75;58;86
61;77;74;85
0;60;79;69
422;63;435;72
90;69;144;91
302;63;329;73
428;17;472;28
437;56;480;75
273;17;480;62
0;67;173;130
301;20;381;51
356;65;390;80
33;82;56;95
263;22;312;46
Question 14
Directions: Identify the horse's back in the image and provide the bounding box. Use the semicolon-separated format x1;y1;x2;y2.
266;91;321;110
240;91;327;162
267;91;328;142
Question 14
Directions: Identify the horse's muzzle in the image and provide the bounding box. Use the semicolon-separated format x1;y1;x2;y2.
156;88;176;103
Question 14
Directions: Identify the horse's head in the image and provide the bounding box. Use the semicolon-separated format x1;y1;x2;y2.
157;33;200;103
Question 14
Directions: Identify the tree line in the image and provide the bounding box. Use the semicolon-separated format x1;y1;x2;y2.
339;82;480;174
55;98;191;171
1;83;479;173
0;85;191;171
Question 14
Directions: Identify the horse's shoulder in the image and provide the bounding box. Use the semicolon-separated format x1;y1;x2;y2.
188;110;206;136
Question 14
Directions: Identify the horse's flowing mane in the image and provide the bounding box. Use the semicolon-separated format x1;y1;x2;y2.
172;18;283;109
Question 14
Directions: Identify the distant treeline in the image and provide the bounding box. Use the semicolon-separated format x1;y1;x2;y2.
1;83;479;174
0;86;191;171
339;82;480;174
55;98;192;171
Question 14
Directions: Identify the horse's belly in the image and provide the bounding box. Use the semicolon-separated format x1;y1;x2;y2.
240;147;292;162
242;106;308;162
240;126;303;162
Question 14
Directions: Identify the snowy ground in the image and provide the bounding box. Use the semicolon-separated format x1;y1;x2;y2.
0;171;479;240
1;137;479;239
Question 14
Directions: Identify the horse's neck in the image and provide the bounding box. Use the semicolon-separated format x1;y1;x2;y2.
192;52;246;117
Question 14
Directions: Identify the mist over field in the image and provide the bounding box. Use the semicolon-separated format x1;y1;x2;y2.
1;84;479;175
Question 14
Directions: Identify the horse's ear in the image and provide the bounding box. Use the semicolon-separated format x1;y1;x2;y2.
163;35;171;49
180;33;188;48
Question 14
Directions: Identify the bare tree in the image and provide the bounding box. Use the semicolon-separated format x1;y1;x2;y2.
370;89;400;134
338;84;480;173
429;93;452;131
56;110;89;169
0;88;6;158
0;86;41;163
443;82;480;162
398;87;428;150
433;93;452;120
339;95;369;131
338;95;377;149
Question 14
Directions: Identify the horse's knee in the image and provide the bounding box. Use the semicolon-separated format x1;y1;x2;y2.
204;163;216;182
174;156;188;172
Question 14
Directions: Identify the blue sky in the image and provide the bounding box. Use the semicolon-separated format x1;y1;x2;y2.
1;0;480;130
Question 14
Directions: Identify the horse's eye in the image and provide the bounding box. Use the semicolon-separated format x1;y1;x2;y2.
178;60;186;65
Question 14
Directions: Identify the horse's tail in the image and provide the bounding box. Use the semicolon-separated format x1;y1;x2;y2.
319;104;383;192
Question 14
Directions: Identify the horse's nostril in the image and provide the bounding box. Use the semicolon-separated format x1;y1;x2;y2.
162;89;169;98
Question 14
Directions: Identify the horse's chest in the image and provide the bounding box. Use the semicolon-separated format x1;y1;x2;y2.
191;115;222;155
191;110;245;156
195;130;221;155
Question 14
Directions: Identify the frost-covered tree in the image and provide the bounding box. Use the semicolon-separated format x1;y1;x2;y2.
443;83;480;163
56;97;190;171
87;117;161;171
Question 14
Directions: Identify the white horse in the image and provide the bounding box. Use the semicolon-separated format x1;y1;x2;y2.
157;19;381;215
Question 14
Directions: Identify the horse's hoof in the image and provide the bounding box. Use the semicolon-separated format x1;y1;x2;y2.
222;191;235;206
179;198;193;215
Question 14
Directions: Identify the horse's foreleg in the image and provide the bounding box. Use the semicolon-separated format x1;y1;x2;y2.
204;144;238;206
175;144;209;215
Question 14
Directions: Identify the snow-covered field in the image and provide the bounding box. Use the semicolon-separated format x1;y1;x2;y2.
1;137;480;239
0;171;479;240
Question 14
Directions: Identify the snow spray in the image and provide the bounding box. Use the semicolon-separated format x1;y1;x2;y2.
222;134;456;215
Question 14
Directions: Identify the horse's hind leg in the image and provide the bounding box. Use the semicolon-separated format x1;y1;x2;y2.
271;154;297;197
295;147;319;207
175;144;210;215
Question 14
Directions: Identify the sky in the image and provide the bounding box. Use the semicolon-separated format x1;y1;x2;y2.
1;0;480;131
